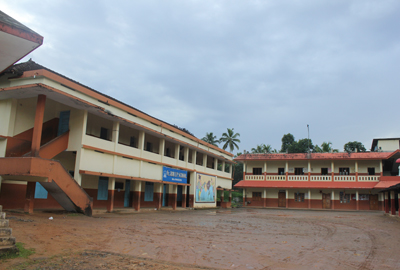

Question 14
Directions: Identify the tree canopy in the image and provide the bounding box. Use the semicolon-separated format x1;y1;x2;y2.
344;141;366;152
251;144;276;153
280;133;314;153
314;141;339;153
201;132;220;146
220;128;241;152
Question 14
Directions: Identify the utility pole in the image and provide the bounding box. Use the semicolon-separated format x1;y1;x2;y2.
307;124;310;154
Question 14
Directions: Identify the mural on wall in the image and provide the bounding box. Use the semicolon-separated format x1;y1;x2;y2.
195;173;216;203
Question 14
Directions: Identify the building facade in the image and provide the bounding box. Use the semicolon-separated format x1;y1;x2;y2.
0;61;234;216
235;151;400;212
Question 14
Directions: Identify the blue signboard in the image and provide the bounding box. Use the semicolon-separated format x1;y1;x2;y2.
163;167;187;184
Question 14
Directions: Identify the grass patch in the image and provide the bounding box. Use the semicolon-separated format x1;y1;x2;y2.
0;242;35;260
67;213;82;217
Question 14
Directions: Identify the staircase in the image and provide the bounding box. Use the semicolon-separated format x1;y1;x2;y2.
0;205;18;257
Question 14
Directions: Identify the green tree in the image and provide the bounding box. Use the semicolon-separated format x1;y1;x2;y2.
251;144;275;153
288;138;314;153
314;142;339;153
232;152;243;186
220;128;240;152
344;141;366;152
201;132;220;146
280;133;295;153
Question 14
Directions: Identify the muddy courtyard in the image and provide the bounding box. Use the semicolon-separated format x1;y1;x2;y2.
2;208;400;269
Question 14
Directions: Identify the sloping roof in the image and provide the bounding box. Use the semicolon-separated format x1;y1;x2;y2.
234;180;378;189
0;11;42;38
235;152;392;162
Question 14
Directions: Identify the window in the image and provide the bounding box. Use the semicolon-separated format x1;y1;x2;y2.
340;192;350;203
368;167;375;175
166;148;170;157
179;146;185;161
295;168;304;175
339;167;350;175
321;168;328;175
100;127;109;140
144;182;154;201
146;142;152;152
253;168;262;175
115;182;124;190
278;168;285;175
130;136;136;147
294;193;304;202
252;192;262;201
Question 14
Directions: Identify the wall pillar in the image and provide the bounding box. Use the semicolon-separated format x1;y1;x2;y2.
308;161;311;181
107;178;115;212
391;191;396;215
31;95;46;157
155;183;163;210
24;182;36;214
243;188;246;207
385;192;389;213
286;189;289;208
132;181;141;211
355;161;358;182
308;189;311;209
331;190;335;210
263;189;267;207
331;161;335;182
356;190;359;211
181;185;187;208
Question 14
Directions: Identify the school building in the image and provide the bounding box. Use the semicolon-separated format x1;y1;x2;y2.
234;142;400;215
0;60;234;216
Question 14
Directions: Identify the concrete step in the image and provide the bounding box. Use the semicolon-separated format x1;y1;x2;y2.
0;219;9;228
0;245;19;257
0;228;12;236
1;212;6;219
0;237;15;246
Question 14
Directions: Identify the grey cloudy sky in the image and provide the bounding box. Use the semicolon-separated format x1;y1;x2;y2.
2;0;400;154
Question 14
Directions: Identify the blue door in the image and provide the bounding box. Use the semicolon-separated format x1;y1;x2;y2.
124;180;131;207
177;185;182;202
162;184;167;206
144;182;154;201
97;177;109;200
57;111;70;136
34;182;48;199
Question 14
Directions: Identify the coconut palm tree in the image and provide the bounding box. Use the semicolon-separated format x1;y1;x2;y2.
251;144;275;153
201;132;220;146
219;128;240;152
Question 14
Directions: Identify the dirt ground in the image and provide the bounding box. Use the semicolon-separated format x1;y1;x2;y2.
2;208;400;270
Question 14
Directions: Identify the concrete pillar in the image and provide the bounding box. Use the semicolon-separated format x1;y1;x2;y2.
107;178;115;212
184;147;189;164
391;191;396;215
264;162;267;175
72;110;88;185
138;131;145;153
182;185;187;208
31;95;46;157
285;162;289;181
229;190;232;203
308;189;311;209
203;154;207;168
214;158;218;171
243;162;246;181
286;189;289;208
331;161;335;182
385;192;389;213
112;121;119;144
192;151;197;167
308;161;311;181
132;181;141;211
243;188;246;207
355;161;358;182
331;190;335;210
221;189;224;204
263;189;267;207
356;190;359;211
175;144;180;160
155;183;163;210
24;182;36;214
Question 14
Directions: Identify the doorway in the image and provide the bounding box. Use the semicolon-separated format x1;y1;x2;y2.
369;194;379;210
278;191;286;207
124;180;131;207
322;193;331;209
162;184;168;207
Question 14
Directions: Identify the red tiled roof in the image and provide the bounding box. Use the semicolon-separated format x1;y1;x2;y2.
374;181;400;189
235;152;393;161
234;180;378;189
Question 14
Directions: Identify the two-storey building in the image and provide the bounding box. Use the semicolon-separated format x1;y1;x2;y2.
0;60;234;216
234;150;400;213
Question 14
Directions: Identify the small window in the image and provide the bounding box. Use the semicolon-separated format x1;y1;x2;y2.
165;148;170;157
100;127;109;140
321;168;328;175
115;182;124;190
278;168;285;175
368;167;375;175
339;168;350;175
253;168;262;175
252;192;262;201
340;192;350;203
146;142;152;152
295;168;304;175
294;193;304;202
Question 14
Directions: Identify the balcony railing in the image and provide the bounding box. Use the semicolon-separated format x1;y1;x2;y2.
244;174;380;182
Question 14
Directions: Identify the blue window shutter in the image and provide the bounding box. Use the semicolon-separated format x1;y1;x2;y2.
57;111;70;136
97;177;109;200
34;182;48;199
